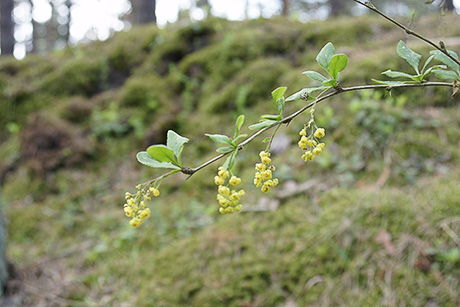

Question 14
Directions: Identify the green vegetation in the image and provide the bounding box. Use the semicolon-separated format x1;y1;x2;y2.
0;13;459;305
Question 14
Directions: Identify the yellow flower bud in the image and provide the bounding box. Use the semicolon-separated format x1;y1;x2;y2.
235;204;243;212
149;187;160;197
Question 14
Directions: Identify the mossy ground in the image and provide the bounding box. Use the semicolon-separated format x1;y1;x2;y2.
0;13;459;306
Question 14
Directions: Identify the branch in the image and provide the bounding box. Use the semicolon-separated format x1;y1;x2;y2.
181;81;452;177
352;0;460;67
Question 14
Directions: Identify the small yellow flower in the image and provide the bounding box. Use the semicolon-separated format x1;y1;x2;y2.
313;146;322;155
124;207;134;217
255;163;266;171
261;184;270;193
139;208;151;219
299;129;307;136
261;156;271;165
229;176;242;186
219;207;226;214
259;151;269;158
235;204;243;212
225;207;234;214
129;218;142;227
149;187;160;197
218;185;230;196
214;176;225;186
218;168;229;179
314;128;325;138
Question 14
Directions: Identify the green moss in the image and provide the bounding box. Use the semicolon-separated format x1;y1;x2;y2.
40;58;106;97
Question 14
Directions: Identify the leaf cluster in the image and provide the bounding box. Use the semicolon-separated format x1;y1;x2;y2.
205;115;246;170
287;42;348;102
374;40;460;85
136;130;189;172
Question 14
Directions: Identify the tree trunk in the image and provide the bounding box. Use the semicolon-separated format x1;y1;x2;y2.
281;0;289;16
131;0;157;25
0;185;8;296
329;0;345;16
1;0;15;55
444;0;455;11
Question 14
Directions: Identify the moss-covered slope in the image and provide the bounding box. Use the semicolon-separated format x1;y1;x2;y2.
0;13;459;306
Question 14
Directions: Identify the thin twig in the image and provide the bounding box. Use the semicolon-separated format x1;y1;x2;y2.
352;0;460;67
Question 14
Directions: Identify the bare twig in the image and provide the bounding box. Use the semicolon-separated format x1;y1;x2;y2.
352;0;460;67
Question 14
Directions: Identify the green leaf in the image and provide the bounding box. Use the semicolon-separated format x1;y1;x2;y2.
216;146;234;153
316;42;335;72
397;40;422;74
421;55;434;73
276;97;285;115
302;71;328;82
234;115;245;138
222;150;238;170
166;130;189;159
146;145;179;166
271;87;287;107
286;86;329;102
411;75;424;83
205;134;233;145
249;120;277;130
262;137;271;143
322;79;337;87
433;69;459;80
261;114;282;121
430;50;460;74
328;54;348;79
372;79;413;85
136;151;181;170
423;65;447;77
381;70;414;79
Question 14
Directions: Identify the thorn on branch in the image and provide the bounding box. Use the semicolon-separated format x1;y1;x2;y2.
364;1;376;9
181;167;194;175
439;41;447;52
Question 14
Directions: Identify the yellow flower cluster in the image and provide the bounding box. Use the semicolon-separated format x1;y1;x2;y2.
123;186;160;227
298;126;326;162
254;151;279;192
215;167;244;214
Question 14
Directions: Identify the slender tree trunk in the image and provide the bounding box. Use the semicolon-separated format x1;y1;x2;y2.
329;0;345;16
281;0;289;16
444;0;455;11
0;185;8;296
1;0;15;55
132;0;157;25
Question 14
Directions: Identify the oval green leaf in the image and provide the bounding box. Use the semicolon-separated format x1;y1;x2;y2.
136;151;181;170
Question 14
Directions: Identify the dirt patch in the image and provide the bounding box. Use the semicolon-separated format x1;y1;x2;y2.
20;113;94;175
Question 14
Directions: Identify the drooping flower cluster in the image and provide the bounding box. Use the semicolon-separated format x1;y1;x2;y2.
215;167;245;214
123;186;160;227
254;151;279;192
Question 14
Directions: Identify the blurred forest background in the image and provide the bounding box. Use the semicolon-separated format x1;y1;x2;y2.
1;0;460;306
